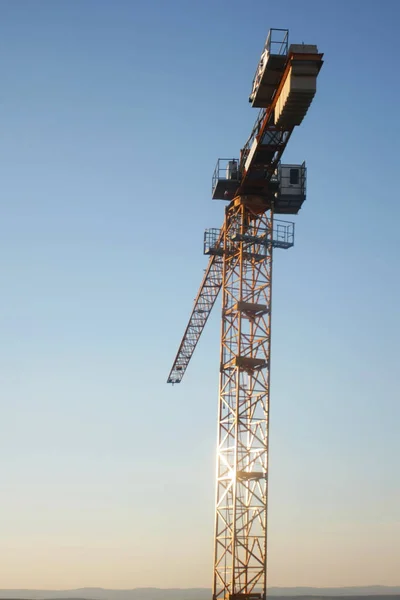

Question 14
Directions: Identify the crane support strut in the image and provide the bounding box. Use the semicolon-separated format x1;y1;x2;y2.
167;229;224;384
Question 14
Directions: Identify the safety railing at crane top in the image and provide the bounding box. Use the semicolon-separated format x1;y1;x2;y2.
265;28;289;56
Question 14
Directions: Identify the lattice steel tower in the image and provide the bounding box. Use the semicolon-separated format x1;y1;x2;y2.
167;28;323;600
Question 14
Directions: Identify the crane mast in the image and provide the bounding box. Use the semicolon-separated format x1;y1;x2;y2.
167;28;323;600
214;201;278;600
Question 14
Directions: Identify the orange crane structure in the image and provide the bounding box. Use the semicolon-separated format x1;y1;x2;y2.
167;28;323;600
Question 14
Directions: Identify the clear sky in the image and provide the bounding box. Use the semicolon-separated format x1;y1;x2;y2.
0;0;399;590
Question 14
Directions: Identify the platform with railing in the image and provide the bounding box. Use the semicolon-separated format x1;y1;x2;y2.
249;28;289;108
204;219;294;257
212;158;241;200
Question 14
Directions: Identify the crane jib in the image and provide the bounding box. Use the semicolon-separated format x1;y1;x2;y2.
166;229;224;384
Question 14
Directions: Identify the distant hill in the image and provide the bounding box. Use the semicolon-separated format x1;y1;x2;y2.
0;588;400;600
270;591;400;597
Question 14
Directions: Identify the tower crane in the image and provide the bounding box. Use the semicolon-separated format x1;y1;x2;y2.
167;28;323;600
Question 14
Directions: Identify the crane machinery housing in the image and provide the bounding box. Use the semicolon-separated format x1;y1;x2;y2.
167;27;323;600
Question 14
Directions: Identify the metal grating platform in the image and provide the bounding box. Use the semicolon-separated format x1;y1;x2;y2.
204;219;294;256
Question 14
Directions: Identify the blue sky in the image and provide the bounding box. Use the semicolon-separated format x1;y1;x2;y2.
0;0;399;589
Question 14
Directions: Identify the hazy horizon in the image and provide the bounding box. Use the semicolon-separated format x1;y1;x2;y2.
0;586;400;594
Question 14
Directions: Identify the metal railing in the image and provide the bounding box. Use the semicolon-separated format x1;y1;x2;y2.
204;219;294;256
265;28;289;56
211;158;240;196
273;219;294;248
